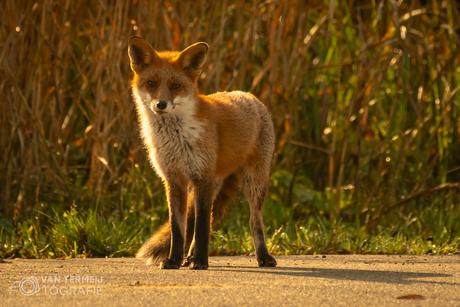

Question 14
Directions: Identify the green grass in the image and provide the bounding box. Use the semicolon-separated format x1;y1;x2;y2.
0;208;141;259
2;210;459;259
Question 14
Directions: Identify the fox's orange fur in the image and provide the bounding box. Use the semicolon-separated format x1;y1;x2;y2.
128;36;276;269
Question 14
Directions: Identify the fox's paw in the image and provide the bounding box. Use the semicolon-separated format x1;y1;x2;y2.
181;256;192;267
159;258;182;269
187;257;208;270
257;255;277;267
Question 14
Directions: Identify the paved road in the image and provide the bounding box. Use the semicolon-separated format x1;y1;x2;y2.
1;255;459;306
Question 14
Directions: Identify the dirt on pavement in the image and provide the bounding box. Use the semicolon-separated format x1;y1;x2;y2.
1;255;459;306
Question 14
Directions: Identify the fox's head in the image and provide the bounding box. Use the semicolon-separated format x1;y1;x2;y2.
128;36;208;115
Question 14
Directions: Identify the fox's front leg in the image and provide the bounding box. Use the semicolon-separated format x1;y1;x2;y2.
188;179;213;270
160;179;187;269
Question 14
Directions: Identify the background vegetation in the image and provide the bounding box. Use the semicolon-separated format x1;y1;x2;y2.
1;0;459;259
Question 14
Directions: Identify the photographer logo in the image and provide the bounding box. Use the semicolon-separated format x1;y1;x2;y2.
10;277;40;296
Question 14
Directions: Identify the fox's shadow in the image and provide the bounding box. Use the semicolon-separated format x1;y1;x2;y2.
211;265;456;286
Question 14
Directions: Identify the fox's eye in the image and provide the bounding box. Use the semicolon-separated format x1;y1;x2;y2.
148;81;156;88
171;83;181;90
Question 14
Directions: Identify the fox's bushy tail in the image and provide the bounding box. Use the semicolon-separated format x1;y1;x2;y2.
135;222;171;264
136;172;240;264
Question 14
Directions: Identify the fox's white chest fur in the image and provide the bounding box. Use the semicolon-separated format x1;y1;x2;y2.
135;95;208;181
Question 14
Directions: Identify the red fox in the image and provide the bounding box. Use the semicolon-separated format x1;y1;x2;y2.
128;36;277;270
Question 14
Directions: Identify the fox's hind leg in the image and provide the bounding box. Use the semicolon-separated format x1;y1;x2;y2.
242;166;277;267
182;187;196;264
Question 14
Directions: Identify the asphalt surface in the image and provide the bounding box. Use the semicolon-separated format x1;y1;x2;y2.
1;255;459;306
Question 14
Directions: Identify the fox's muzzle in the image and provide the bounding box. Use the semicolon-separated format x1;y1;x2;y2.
150;100;173;114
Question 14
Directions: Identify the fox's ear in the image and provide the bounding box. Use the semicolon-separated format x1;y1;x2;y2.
177;42;208;79
128;36;160;73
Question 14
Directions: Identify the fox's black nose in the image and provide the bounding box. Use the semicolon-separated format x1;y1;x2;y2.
157;100;168;110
